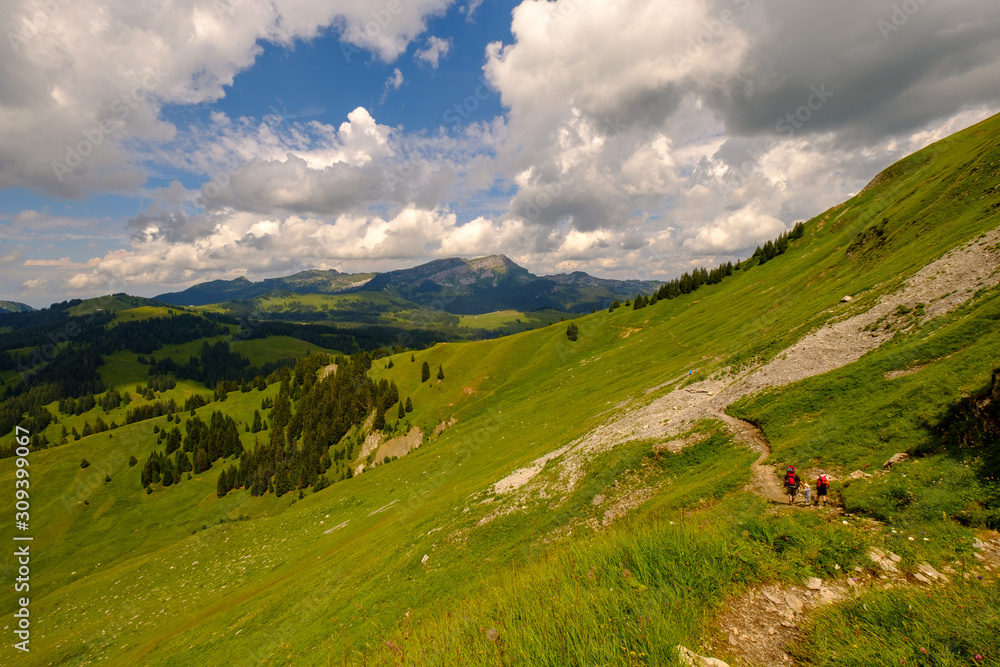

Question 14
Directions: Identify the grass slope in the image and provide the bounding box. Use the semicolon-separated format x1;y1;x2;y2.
1;113;999;665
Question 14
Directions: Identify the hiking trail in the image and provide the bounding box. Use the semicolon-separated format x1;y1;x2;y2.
490;224;1000;506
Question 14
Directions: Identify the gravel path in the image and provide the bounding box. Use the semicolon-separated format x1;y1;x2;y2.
491;225;1000;504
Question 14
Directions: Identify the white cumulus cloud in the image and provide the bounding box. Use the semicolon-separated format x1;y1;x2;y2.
415;36;452;68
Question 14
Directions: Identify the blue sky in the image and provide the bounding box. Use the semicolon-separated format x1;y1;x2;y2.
2;0;999;308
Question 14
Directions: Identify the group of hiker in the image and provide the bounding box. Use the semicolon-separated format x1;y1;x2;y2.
782;466;829;506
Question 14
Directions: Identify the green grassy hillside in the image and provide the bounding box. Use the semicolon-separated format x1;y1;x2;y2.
1;113;999;665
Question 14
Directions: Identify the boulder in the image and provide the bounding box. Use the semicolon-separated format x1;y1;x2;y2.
820;588;839;603
869;548;899;573
677;645;730;667
841;295;853;302
883;453;911;469
916;562;949;583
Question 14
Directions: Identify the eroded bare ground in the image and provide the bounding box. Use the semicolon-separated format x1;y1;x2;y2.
712;580;847;666
489;225;1000;510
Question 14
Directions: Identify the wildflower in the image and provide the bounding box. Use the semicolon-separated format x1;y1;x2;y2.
909;537;915;541
975;655;983;662
920;648;927;654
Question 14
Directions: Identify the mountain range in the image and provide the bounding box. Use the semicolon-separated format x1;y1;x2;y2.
155;254;662;314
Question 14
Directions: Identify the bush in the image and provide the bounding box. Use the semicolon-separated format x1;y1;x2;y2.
80;459;90;469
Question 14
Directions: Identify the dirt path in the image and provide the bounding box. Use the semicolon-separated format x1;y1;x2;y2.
491;225;1000;505
711;411;788;504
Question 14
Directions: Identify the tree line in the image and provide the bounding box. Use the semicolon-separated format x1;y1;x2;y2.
645;223;805;305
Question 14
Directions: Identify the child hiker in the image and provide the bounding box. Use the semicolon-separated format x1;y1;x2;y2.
803;482;811;505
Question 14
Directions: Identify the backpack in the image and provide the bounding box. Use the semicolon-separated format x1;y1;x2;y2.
817;475;828;488
785;471;798;488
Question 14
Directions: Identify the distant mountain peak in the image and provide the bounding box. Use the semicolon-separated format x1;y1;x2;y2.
467;254;522;275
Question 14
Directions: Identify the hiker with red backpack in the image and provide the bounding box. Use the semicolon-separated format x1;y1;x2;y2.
784;466;800;505
816;473;830;506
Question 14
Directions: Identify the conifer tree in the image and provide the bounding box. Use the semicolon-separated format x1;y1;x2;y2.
566;322;579;341
421;361;430;382
398;402;405;419
194;448;210;474
405;397;413;413
437;365;444;380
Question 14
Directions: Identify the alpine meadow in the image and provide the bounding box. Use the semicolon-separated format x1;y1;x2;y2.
1;109;999;666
